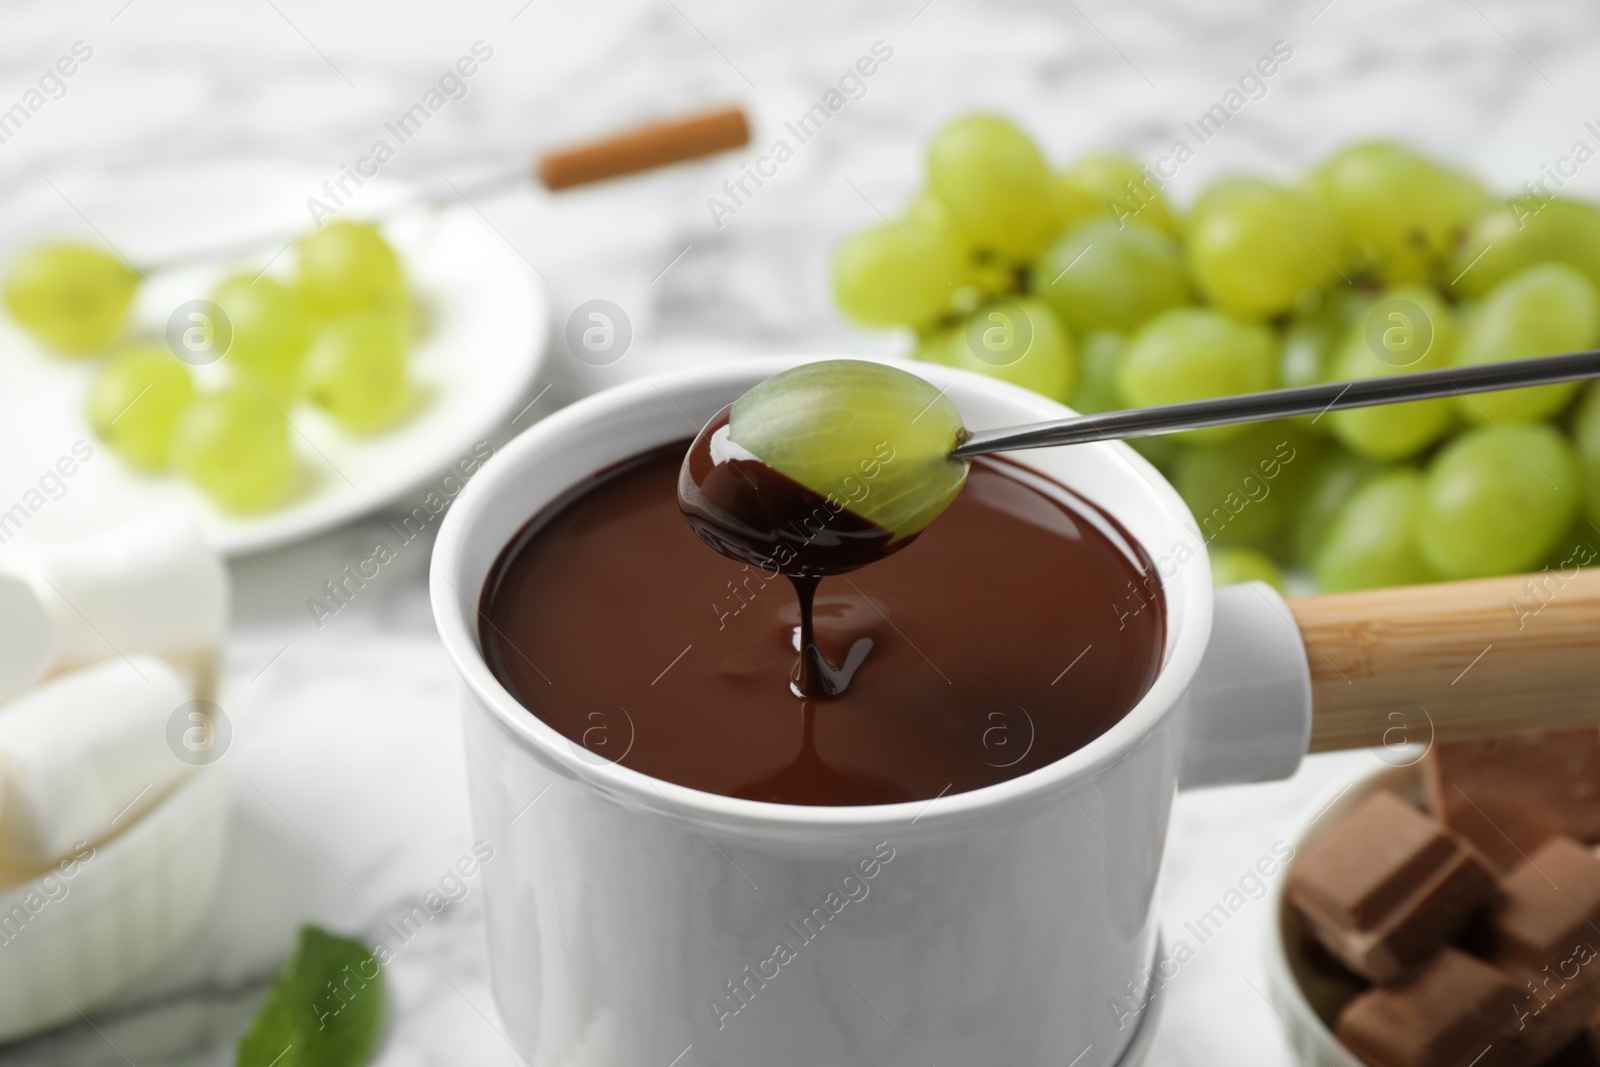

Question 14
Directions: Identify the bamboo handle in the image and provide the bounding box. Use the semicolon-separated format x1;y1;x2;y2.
537;105;750;190
1289;568;1600;753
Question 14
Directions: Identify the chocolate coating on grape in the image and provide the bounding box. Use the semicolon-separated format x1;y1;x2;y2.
679;408;902;699
678;406;905;579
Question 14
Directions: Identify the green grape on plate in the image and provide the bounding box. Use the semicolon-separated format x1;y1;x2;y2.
1326;287;1457;461
213;273;312;404
938;297;1076;400
1038;219;1190;334
296;221;408;318
5;243;140;355
1313;468;1437;592
926;113;1055;260
173;384;296;513
304;314;415;433
86;346;196;471
1119;308;1278;444
1453;262;1600;425
1417;423;1580;580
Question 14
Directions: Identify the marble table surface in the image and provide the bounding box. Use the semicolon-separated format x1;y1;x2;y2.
3;0;1598;1062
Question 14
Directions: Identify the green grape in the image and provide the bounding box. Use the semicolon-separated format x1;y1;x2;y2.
1038;219;1190;334
1313;468;1437;592
304;314;414;433
1453;263;1600;425
912;324;957;366
1069;331;1126;415
1289;445;1380;568
1281;288;1361;392
1052;152;1176;237
1417;423;1580;579
728;360;968;541
940;297;1077;400
296;221;408;318
1119;309;1278;444
1305;142;1489;284
1210;546;1287;594
1574;383;1600;526
173;385;295;512
903;188;948;230
1184;177;1257;228
1451;198;1600;299
833;218;963;328
926;113;1055;259
4;244;140;354
1185;179;1350;319
1127;434;1180;471
1541;516;1600;573
213;273;312;403
1174;422;1317;552
1282;290;1366;434
86;346;195;471
903;191;1020;306
1327;287;1457;460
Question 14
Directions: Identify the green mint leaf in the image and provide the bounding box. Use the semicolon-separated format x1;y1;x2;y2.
237;924;386;1067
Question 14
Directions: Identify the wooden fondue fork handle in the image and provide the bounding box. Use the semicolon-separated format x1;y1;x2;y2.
538;105;751;190
1288;565;1600;752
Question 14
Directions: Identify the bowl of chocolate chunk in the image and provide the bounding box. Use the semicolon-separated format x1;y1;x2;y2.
1269;729;1600;1067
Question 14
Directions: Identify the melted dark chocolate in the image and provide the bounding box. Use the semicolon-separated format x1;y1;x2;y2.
480;440;1165;806
678;406;907;697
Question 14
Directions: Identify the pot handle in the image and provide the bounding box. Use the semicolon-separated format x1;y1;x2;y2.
1181;570;1600;790
1291;568;1600;752
1180;582;1311;790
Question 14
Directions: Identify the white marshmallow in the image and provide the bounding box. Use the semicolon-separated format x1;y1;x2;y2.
0;572;55;705
0;656;195;873
29;514;228;669
0;515;228;706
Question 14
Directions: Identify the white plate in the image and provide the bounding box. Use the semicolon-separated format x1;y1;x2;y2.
0;161;548;557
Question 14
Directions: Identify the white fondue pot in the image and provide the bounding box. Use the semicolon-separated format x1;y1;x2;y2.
430;356;1353;1067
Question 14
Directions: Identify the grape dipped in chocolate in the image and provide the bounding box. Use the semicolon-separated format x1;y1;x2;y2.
678;360;970;578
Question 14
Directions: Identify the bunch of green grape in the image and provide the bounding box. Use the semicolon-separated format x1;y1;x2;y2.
8;221;417;513
833;113;1600;593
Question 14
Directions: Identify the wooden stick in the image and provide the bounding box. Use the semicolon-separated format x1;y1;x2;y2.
538;105;750;191
1290;567;1600;753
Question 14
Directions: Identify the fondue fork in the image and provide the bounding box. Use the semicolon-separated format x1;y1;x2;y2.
952;349;1600;457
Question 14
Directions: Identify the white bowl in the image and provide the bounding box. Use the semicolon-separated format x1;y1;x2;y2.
0;762;231;1042
1264;761;1427;1067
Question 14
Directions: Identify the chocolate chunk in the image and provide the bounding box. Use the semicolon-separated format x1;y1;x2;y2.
1549;1034;1600;1066
1336;947;1521;1067
1289;789;1499;982
1423;730;1600;870
1485;837;1600;1065
1488;837;1600;968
